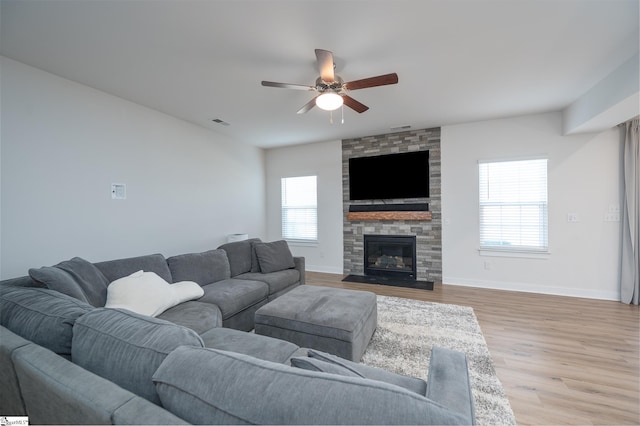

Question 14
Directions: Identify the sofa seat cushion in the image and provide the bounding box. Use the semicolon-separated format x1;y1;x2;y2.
218;238;262;276
94;254;173;284
72;308;204;405
236;269;300;295
156;301;222;335
0;286;93;357
199;279;268;320
28;257;110;307
200;327;299;363
167;249;230;285
153;346;468;425
253;240;295;273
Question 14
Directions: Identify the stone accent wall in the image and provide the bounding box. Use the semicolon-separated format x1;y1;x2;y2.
342;127;442;283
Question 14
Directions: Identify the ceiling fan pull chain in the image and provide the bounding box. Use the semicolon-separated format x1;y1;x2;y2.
330;110;333;124
341;104;345;124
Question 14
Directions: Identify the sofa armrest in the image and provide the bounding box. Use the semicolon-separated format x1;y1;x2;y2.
293;256;306;285
112;397;189;425
425;346;476;425
12;343;186;425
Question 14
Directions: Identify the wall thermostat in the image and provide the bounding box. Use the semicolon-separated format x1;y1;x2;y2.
111;183;126;200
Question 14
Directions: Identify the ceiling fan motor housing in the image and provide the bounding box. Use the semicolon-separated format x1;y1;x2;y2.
315;76;344;93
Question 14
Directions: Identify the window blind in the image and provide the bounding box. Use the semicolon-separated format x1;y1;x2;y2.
479;159;548;252
281;176;318;242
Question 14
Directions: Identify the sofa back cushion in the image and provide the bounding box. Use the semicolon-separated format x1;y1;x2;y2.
94;253;172;284
0;286;93;357
72;308;204;405
218;238;262;277
153;346;467;425
28;257;110;307
167;249;230;285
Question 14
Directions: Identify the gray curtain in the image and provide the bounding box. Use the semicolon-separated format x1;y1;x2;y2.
620;117;639;304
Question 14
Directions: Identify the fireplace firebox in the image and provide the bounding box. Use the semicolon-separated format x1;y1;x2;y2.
364;235;416;280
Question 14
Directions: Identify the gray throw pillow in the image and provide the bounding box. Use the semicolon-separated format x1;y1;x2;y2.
290;356;362;377
0;286;93;357
254;240;295;273
29;257;110;307
308;349;427;395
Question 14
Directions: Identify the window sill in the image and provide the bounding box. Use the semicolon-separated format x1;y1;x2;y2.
479;249;550;259
285;239;319;248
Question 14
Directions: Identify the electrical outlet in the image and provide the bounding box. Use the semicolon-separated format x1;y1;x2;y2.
567;213;579;223
608;204;620;214
484;261;491;270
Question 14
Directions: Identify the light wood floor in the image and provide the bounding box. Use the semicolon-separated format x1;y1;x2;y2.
306;272;640;425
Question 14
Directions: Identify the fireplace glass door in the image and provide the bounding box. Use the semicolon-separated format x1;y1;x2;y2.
364;235;416;279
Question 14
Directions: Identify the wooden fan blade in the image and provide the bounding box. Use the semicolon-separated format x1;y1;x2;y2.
262;81;315;91
297;96;319;114
343;73;398;91
342;95;369;113
315;49;335;83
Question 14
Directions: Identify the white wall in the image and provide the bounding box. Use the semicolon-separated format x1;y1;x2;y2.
265;140;343;273
1;57;266;279
442;112;622;300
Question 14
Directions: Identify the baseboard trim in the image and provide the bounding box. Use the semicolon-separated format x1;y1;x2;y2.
443;277;620;301
306;265;344;274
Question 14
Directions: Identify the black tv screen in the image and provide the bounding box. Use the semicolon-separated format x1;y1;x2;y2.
348;151;430;200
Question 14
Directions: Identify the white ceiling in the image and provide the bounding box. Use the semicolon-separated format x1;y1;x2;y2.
1;0;638;148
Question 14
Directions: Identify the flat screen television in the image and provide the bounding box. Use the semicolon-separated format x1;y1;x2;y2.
348;151;430;200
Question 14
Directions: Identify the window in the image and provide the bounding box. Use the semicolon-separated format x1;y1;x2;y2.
281;175;317;242
479;158;548;253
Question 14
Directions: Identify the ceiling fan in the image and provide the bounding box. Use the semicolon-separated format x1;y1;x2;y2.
261;49;398;115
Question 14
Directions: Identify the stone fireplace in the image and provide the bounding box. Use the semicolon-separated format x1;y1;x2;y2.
342;127;442;283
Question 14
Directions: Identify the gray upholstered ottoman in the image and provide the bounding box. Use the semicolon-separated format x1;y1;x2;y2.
254;285;377;361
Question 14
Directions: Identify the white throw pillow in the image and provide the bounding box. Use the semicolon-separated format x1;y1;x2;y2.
105;270;203;317
171;280;206;305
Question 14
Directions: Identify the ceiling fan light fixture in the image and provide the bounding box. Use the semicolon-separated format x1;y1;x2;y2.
315;92;343;111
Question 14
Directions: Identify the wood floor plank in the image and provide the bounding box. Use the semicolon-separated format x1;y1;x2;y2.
306;272;640;425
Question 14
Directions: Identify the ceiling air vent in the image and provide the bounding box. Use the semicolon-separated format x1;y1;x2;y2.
390;125;411;132
211;118;230;126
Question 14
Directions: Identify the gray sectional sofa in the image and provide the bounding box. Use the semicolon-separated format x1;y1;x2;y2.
0;238;476;425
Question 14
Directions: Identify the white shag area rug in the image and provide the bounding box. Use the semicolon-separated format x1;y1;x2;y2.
361;295;516;426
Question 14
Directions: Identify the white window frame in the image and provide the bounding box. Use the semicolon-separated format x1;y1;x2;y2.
478;158;549;256
281;175;318;244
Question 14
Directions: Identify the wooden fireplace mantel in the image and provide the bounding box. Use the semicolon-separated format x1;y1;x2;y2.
346;211;432;221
